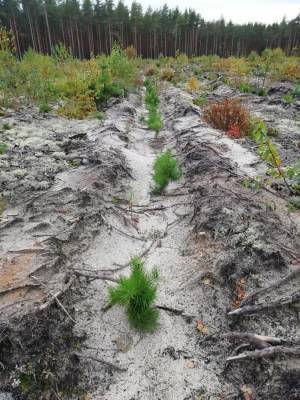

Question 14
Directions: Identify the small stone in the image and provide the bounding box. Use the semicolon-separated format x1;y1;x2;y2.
114;334;133;352
52;151;66;160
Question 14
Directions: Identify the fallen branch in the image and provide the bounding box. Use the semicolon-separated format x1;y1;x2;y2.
0;283;41;296
155;305;184;315
226;346;300;362
74;353;127;372
33;275;76;322
104;220;145;242
113;239;157;271
229;293;300;316
73;270;117;282
222;332;284;349
240;266;300;307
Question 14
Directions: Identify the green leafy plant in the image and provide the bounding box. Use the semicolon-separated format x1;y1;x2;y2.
0;143;7;154
94;111;104;120
251;121;292;193
153;150;181;194
287;160;300;193
242;176;263;190
2;123;11;130
108;257;159;332
239;82;251;93
282;93;294;104
292;84;300;97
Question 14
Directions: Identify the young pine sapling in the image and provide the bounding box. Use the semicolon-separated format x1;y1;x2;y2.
108;257;159;332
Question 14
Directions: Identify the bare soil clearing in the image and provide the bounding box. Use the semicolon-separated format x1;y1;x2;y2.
0;84;299;399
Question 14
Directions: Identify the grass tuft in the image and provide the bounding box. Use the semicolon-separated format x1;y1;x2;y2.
108;257;159;332
152;150;181;194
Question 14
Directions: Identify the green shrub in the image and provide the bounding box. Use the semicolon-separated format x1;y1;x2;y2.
239;82;251;93
2;123;11;130
39;102;52;113
144;80;163;134
94;111;104;120
147;108;163;134
193;94;208;107
0;143;7;154
108;257;159;332
91;64;124;108
292;84;300;97
153;150;181;193
282;93;294;104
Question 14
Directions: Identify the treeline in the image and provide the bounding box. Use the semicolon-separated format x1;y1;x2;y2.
0;0;299;58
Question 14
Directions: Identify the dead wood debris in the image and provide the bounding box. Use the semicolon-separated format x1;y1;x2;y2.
74;352;127;372
226;346;300;362
240;265;300;307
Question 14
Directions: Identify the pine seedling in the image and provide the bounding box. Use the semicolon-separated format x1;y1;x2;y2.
152;150;181;194
108;257;159;332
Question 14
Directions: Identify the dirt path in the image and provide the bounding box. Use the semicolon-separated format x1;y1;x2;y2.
72;86;295;399
73;91;223;399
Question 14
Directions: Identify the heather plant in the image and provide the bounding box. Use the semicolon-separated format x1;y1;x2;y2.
153;150;181;194
203;98;250;137
108;257;159;332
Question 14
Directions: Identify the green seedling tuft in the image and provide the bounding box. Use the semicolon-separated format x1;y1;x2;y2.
2;123;11;130
39;102;52;113
108;257;159;332
152;150;181;194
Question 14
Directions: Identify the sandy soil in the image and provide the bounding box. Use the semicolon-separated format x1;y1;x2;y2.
0;83;299;400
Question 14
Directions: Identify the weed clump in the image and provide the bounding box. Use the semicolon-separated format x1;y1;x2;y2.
186;76;199;92
153;150;181;193
160;67;175;81
108;257;159;332
39;102;52;113
2;123;11;130
193;94;208;107
144;64;157;76
203;98;250;137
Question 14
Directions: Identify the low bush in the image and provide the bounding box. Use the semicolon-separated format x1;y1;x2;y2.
144;64;157;76
186;76;199;92
292;84;300;97
282;93;294;104
0;143;7;154
39;102;52;113
2;122;11;130
203;98;250;137
108;257;159;332
153;150;181;193
193;94;208;107
160;67;175;81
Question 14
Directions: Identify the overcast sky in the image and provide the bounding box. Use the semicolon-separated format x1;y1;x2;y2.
123;0;300;24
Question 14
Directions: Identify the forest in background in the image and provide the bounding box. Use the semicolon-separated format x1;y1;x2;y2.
0;0;299;59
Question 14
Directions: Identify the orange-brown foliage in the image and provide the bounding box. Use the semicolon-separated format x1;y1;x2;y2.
203;98;250;136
